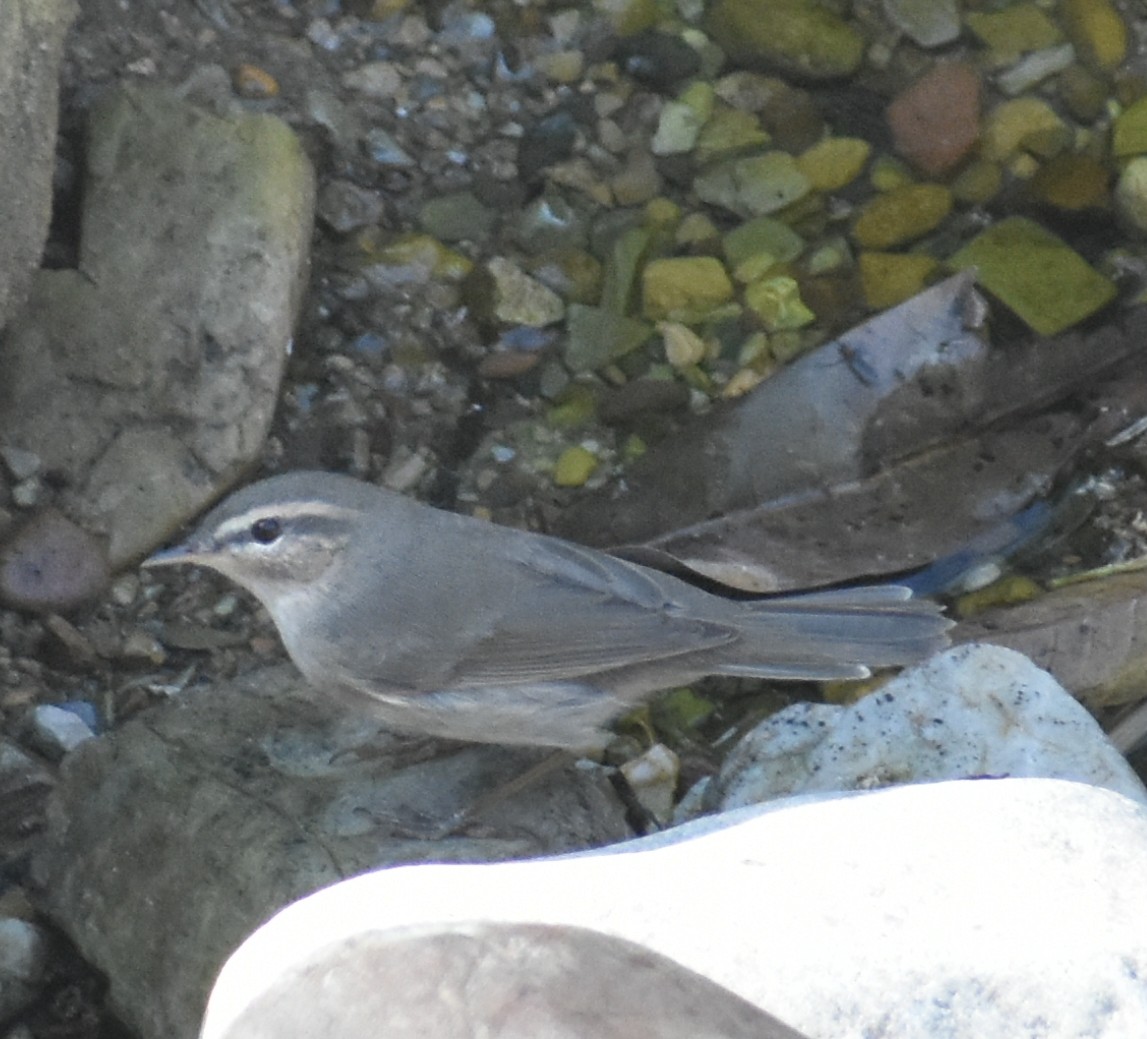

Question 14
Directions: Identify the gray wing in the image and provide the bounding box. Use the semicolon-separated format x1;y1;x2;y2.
440;537;737;688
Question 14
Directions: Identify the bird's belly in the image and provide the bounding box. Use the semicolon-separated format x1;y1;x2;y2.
328;679;627;751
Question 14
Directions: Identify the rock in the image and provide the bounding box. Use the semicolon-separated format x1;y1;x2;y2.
0;85;315;569
418;191;498;243
641;257;734;321
881;0;959;49
0;739;54;862
857;251;939;310
694;152;811;218
316;178;384;234
658;321;707;368
965;4;1063;57
850;183;952;249
0;0;76;330
0;918;49;1023
563;305;653;373
651;91;712;156
1116;157;1147;235
0;509;110;612
1030;153;1109;211
722;216;805;276
552;445;599;487
208;922;810;1039
997;43;1076;97
743;276;815;330
693;645;1147;813
1113;97;1147;158
795;137;870;192
981;97;1067;164
886;62;981;177
1061;0;1128;74
465;257;565;327
705;0;864;82
23;704;96;762
31;665;630;1039
695;109;770;163
204;778;1147;1039
949;215;1116;336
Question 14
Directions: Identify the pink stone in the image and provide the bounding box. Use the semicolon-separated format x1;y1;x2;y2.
887;61;981;177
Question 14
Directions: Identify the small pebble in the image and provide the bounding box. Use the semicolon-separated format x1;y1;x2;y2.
0;510;111;613
25;704;96;761
0;448;40;483
553;445;599;487
886;62;981;177
232;64;279;99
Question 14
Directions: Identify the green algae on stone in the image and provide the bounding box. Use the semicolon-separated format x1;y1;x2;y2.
564;303;653;372
705;0;864;81
981;97;1067;163
1061;0;1128;74
593;0;657;36
694;108;770;163
722;216;805;277
796;137;870;192
694;151;811;218
1113;98;1147;158
548;383;598;428
553;444;599;487
1028;153;1109;210
359;232;473;282
965;3;1063;59
949;216;1116;336
858;251;939;310
744;275;815;330
1115;157;1147;235
465;256;565;327
651;84;716;156
641;256;735;320
851;183;952;249
600;225;653;314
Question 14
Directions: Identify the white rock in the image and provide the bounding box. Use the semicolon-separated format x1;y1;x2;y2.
692;644;1146;814
202;779;1147;1039
26;704;96;760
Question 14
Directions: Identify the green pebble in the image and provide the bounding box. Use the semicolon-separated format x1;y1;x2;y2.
949;216;1116;336
553;445;599;487
722;215;805;271
744;275;816;330
1114;97;1147;157
641;256;735;321
851;184;952;249
695;152;811;218
564;303;653;373
705;0;864;81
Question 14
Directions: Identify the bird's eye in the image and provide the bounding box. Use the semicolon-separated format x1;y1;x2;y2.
250;517;283;544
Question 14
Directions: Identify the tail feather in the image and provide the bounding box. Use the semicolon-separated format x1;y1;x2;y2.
716;584;950;681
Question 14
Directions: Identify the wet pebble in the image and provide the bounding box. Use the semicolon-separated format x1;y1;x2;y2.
886;62;981;177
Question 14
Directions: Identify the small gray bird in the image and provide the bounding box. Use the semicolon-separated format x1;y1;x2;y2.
144;471;950;750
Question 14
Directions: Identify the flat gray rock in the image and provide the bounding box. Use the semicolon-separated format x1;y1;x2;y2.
30;665;630;1039
0;0;75;328
0;83;315;567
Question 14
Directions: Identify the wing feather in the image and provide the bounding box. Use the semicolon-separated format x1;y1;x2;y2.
443;538;736;687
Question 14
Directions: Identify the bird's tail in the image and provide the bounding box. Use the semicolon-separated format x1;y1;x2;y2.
718;585;951;682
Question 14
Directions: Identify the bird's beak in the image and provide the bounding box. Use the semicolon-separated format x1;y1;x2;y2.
141;540;212;568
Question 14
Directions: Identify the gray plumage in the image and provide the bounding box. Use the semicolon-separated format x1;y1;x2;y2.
145;471;950;749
